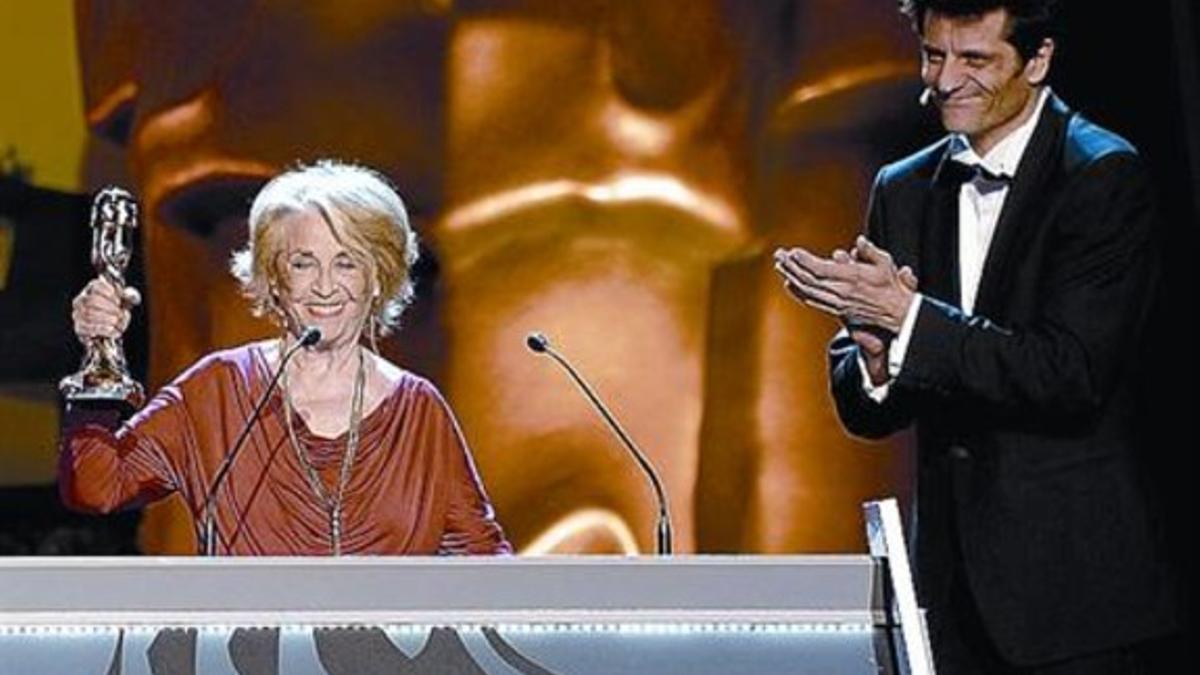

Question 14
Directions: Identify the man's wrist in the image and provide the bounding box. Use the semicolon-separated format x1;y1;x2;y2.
857;349;892;402
864;350;889;385
890;288;916;333
887;293;923;378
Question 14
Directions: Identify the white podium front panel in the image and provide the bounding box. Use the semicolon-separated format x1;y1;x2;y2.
0;555;904;674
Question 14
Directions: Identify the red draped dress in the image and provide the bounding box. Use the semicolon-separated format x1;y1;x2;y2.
59;343;511;555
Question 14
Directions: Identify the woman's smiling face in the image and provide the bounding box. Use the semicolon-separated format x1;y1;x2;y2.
274;207;372;349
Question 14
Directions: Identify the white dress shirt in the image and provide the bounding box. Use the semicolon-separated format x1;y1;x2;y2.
859;88;1051;401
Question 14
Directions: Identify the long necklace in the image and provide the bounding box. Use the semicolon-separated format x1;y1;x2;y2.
282;343;366;556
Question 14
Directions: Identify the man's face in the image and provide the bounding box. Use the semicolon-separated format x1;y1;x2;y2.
920;9;1044;153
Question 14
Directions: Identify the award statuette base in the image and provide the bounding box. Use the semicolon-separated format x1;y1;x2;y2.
59;371;145;410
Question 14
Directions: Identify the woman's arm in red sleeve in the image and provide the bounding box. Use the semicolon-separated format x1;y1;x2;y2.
416;382;513;556
59;386;189;515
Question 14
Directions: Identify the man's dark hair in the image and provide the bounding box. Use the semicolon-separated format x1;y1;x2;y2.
898;0;1060;61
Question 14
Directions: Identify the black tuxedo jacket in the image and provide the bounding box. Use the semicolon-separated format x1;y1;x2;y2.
829;94;1178;665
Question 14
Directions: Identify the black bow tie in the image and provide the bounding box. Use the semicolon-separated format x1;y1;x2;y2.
938;159;1013;188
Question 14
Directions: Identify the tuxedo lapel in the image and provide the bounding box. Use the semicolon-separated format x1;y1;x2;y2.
972;94;1071;316
923;152;963;309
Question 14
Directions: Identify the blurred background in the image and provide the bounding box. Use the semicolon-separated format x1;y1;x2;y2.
1;1;1195;563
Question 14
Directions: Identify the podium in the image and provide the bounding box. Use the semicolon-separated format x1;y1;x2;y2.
0;500;933;674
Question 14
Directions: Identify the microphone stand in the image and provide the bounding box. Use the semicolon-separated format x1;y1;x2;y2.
200;328;320;556
526;332;673;555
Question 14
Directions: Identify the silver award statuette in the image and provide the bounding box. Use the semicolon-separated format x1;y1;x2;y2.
59;187;145;407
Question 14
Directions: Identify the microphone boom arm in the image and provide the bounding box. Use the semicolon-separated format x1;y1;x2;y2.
531;335;673;555
200;327;320;555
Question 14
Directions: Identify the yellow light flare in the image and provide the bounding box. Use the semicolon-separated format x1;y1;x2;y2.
520;508;641;556
132;93;216;160
780;60;912;111
85;81;138;130
601;99;676;157
442;171;741;235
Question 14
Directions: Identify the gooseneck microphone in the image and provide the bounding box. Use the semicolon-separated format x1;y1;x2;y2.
525;331;674;555
201;326;321;555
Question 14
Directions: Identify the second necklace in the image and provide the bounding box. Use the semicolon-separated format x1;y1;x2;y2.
282;344;366;556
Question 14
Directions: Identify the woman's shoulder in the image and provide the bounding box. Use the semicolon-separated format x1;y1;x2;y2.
366;351;439;401
168;341;268;390
365;355;465;427
361;354;463;441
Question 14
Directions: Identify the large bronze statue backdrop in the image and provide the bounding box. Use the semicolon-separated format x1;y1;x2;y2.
75;0;926;554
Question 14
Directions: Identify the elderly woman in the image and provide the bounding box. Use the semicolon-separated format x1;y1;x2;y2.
61;161;511;555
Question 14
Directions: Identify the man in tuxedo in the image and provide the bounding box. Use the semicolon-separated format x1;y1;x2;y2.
775;0;1179;672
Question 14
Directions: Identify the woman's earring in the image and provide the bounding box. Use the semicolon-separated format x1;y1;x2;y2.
368;313;382;354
